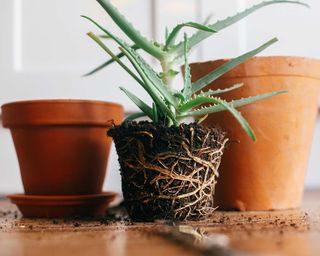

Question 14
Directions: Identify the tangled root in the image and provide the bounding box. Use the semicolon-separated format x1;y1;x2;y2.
108;122;228;221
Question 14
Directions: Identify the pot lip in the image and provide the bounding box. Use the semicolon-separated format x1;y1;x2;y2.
190;55;320;66
189;56;320;80
1;99;123;109
1;99;124;128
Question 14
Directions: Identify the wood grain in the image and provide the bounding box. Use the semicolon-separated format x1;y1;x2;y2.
1;190;320;256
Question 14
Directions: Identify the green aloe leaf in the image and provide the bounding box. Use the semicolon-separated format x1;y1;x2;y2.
180;90;287;117
165;22;215;50
86;31;144;86
170;0;308;57
191;38;278;94
99;35;112;39
84;44;140;76
86;30;172;123
165;27;169;41
120;87;154;119
181;96;256;140
96;0;166;60
152;103;159;123
83;16;176;107
82;16;132;50
215;98;256;141
160;69;179;80
119;46;176;124
182;34;192;100
121;46;177;108
198;83;244;97
83;17;177;113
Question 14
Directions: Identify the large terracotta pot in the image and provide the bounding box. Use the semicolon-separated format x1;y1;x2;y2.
190;56;320;211
2;100;123;196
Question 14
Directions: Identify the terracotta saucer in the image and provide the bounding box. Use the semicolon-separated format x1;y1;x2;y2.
7;192;118;218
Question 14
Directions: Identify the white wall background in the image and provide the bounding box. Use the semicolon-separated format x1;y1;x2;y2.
0;0;319;194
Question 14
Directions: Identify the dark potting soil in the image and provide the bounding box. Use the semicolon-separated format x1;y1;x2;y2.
108;121;228;221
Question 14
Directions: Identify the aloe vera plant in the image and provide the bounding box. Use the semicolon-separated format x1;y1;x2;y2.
83;0;308;141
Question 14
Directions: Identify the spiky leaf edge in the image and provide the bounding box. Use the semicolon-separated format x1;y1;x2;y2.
169;0;309;58
97;0;165;60
191;38;278;94
83;16;177;114
164;22;215;50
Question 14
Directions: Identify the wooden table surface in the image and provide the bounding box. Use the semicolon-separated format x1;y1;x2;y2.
1;190;320;256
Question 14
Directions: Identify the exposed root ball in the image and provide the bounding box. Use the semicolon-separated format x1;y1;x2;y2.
108;121;228;221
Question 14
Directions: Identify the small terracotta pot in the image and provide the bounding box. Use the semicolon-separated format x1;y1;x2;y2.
2;100;123;196
190;56;320;211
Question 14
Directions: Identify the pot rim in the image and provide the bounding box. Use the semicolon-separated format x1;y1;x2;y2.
1;99;123;109
191;55;320;65
1;99;124;128
189;55;320;80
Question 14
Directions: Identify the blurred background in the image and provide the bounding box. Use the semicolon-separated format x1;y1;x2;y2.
0;0;319;195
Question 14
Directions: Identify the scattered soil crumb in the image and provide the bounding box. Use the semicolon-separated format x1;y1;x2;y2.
73;223;81;228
